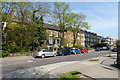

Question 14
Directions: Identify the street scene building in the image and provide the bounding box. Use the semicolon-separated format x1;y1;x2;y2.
1;2;118;79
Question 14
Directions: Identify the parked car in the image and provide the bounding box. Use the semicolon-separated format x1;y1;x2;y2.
95;47;101;51
102;47;109;50
57;49;71;56
80;48;88;53
71;48;81;54
33;49;57;58
112;48;117;52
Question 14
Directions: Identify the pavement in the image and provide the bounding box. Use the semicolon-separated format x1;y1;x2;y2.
2;52;118;79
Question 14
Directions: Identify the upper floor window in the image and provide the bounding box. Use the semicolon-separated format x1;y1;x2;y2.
69;35;71;39
61;33;63;37
49;30;52;36
71;36;73;39
54;31;58;37
88;34;89;37
77;37;80;40
64;34;66;38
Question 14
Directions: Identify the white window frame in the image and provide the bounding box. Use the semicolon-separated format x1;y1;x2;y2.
55;39;57;44
55;31;58;37
49;30;52;36
49;38;53;44
64;34;66;38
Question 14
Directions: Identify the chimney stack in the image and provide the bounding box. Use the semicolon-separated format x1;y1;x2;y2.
11;8;14;19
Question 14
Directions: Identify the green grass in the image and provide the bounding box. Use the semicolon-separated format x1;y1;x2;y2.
88;59;99;61
58;71;84;80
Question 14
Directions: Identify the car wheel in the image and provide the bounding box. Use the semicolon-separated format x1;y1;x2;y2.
33;55;37;58
74;52;76;55
41;54;45;58
69;53;71;55
62;53;65;56
53;54;56;57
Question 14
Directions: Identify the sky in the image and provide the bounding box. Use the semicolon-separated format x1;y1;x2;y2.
69;2;118;40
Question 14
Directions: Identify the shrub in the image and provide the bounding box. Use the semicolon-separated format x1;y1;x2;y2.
2;50;9;57
2;44;20;57
74;45;84;49
2;44;19;53
87;45;90;49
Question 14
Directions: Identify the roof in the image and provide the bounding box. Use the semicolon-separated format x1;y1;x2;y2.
43;23;60;31
43;23;67;32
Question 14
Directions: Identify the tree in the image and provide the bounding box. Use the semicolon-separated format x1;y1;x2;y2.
33;17;46;48
67;13;90;47
2;2;51;53
52;2;71;48
28;2;51;50
116;40;120;46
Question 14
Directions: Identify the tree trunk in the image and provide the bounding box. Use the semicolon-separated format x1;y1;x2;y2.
73;31;76;47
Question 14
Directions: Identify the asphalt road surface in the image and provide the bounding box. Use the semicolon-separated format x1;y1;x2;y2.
2;50;116;75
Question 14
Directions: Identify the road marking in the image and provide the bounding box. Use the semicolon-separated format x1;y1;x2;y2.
27;60;33;62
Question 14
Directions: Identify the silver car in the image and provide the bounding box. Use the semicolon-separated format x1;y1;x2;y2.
33;49;57;58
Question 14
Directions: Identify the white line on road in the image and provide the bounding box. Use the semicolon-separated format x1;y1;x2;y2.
27;60;33;62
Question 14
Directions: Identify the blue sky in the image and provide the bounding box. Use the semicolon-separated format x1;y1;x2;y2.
69;2;118;40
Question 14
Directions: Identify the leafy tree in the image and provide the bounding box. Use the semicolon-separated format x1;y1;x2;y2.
2;2;51;54
33;17;46;48
116;40;120;46
52;2;71;48
67;13;90;47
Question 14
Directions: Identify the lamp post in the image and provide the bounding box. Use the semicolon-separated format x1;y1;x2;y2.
117;45;120;69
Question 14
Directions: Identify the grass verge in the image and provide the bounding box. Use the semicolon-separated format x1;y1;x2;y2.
58;71;85;80
88;59;99;61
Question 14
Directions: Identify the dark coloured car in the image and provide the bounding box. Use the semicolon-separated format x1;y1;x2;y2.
102;47;109;50
112;48;117;52
57;49;72;56
95;47;101;51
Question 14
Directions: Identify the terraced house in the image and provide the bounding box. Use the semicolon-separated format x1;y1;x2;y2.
44;24;85;52
76;30;85;47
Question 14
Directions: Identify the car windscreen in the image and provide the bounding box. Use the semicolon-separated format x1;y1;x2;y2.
42;50;47;52
60;50;65;52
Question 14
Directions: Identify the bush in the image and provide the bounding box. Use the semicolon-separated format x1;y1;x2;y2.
74;45;84;49
2;44;20;57
2;50;9;57
87;45;94;50
87;45;90;49
19;47;28;53
2;44;19;53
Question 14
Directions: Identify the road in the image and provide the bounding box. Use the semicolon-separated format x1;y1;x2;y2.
2;50;115;75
